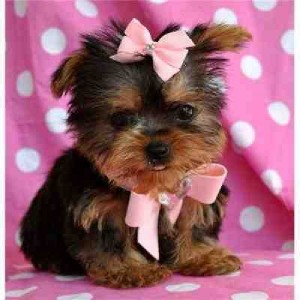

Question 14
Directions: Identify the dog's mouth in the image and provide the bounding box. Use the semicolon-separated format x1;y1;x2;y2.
148;159;167;171
151;164;167;171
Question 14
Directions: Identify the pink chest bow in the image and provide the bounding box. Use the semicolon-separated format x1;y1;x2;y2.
110;18;195;81
125;164;227;260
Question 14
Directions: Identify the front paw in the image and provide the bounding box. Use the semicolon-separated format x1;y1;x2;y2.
204;254;242;276
88;263;172;288
176;248;242;276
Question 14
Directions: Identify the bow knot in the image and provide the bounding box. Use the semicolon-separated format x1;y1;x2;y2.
144;42;157;54
110;18;195;81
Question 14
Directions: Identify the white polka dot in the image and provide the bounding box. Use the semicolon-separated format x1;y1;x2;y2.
253;0;277;11
55;275;86;281
213;8;238;25
166;283;201;292
261;169;283;195
15;148;41;173
14;0;27;17
13;264;33;270
277;253;294;260
282;240;294;251
6;286;38;298
230;121;255;148
231;291;269;300
268;101;290;125
41;28;67;55
57;293;93;300
45;107;68;133
15;228;21;246
148;0;168;3
75;0;98;17
241;55;262;80
271;276;294;286
9;272;35;280
224;270;241;277
281;29;294;55
246;260;273;266
16;71;33;97
240;206;265;232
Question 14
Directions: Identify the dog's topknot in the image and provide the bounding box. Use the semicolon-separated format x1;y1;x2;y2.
51;19;251;98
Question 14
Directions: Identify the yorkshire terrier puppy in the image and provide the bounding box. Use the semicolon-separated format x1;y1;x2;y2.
20;19;251;288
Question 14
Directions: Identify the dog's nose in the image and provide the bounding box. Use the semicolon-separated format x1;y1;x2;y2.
146;141;170;162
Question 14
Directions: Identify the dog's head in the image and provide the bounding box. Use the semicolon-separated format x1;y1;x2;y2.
51;21;251;194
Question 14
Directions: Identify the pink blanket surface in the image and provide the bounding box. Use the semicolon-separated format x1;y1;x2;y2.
6;251;294;300
6;0;294;299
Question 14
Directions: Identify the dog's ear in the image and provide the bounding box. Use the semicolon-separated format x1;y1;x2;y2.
190;23;252;54
51;51;85;98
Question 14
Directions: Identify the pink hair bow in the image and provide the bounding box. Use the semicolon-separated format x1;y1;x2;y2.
125;164;227;260
110;18;195;81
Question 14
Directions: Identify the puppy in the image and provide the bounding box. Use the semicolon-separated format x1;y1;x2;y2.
20;20;251;288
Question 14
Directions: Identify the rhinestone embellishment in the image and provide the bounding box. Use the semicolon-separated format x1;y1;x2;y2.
176;177;192;199
159;193;170;206
144;42;156;54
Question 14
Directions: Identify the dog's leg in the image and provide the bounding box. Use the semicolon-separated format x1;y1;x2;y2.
173;241;241;276
74;224;172;288
86;252;172;288
68;193;172;288
172;186;241;276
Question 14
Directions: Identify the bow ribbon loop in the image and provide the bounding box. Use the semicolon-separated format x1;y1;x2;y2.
125;163;228;260
110;18;195;81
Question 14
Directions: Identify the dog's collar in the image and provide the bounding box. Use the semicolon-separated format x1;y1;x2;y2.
125;163;227;259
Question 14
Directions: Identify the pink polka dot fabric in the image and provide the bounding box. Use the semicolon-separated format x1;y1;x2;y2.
5;251;294;299
6;0;294;299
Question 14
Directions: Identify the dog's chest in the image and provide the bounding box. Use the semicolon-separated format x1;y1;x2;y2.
157;206;178;263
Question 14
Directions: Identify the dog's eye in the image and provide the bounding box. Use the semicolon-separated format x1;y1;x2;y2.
173;104;195;122
111;111;137;128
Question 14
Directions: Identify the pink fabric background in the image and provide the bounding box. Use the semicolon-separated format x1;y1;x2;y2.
6;0;294;299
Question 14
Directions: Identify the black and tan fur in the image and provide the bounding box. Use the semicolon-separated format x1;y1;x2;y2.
20;20;251;288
